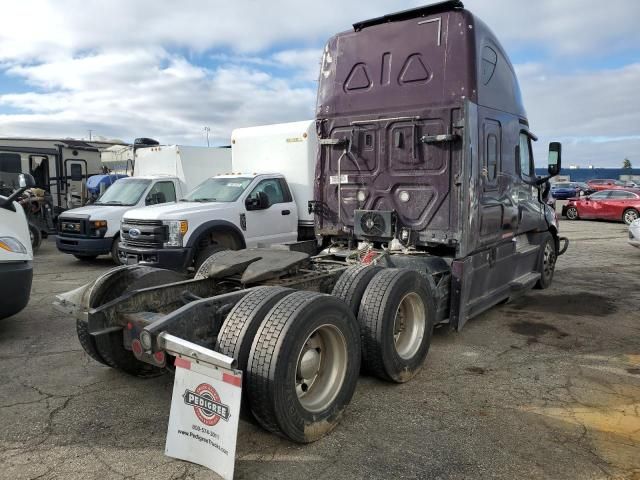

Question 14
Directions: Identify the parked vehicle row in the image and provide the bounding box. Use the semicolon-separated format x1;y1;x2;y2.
551;181;594;199
55;145;232;264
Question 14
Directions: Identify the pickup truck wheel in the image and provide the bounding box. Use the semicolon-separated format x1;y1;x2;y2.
73;254;98;261
565;206;578;220
358;269;435;383
331;265;382;316
79;266;184;376
216;286;294;417
535;233;557;290
247;291;360;443
110;236;123;265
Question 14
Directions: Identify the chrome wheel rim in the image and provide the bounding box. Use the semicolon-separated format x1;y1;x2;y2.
295;324;348;413
393;292;426;360
566;207;578;220
542;241;556;280
624;210;638;225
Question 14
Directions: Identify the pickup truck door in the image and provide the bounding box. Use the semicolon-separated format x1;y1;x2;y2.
242;177;298;247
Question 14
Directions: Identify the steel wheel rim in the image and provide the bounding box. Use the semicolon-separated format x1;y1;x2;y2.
295;324;348;413
393;292;426;360
567;207;577;220
624;210;638;225
542;241;556;280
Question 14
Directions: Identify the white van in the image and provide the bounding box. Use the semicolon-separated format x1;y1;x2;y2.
0;173;35;320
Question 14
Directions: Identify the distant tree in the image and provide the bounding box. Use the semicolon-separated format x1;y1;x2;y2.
623;158;632;169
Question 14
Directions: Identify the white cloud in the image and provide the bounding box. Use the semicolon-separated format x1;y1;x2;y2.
0;1;638;167
0;49;316;144
517;62;640;166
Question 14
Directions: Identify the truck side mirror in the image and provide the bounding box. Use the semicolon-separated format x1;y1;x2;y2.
245;191;270;211
547;142;562;177
19;173;36;189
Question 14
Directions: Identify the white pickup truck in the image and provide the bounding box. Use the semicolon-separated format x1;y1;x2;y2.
118;120;317;271
56;176;186;263
56;145;232;264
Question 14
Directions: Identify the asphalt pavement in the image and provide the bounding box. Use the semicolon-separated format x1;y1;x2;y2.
0;219;639;479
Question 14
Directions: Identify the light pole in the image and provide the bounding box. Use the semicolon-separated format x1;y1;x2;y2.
204;126;211;147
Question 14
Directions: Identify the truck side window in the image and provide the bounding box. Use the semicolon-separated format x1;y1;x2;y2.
147;181;176;204
518;132;533;177
250;179;286;205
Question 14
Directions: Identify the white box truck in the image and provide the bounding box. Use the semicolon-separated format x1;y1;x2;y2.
118;121;317;271
56;146;232;264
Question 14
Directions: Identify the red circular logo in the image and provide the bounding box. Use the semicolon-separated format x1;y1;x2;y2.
193;383;222;426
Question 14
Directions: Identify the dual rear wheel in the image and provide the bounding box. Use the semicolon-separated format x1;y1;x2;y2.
216;266;435;443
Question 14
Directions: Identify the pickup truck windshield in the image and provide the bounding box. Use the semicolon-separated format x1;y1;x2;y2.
182;177;253;203
94;179;151;206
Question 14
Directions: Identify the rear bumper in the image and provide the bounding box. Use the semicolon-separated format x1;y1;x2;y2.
629;239;640;248
56;235;113;256
0;261;33;319
118;243;192;271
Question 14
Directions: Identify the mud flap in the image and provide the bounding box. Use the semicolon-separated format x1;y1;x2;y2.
449;257;473;331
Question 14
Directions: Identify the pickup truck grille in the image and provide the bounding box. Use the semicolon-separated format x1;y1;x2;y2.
121;219;166;248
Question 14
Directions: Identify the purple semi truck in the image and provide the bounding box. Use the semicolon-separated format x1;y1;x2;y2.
55;1;567;443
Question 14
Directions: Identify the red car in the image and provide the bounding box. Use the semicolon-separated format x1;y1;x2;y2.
564;189;640;225
586;179;627;191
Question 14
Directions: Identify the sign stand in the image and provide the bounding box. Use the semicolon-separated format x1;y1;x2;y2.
165;356;242;480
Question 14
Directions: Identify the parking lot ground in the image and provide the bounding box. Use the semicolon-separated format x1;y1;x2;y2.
1;219;639;480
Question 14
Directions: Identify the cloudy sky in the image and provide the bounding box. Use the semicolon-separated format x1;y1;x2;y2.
0;0;638;167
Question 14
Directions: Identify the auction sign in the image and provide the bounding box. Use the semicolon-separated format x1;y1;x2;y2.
165;356;242;479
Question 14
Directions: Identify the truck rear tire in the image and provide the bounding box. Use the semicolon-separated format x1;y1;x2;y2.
216;286;294;416
247;291;361;443
358;268;435;383
331;264;382;316
534;232;556;290
193;245;228;273
194;248;234;279
77;266;184;375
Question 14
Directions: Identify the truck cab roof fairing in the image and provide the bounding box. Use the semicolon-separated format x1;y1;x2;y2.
352;1;464;31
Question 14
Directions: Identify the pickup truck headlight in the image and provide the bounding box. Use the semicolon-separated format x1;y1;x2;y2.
0;237;28;254
163;220;188;247
89;220;108;238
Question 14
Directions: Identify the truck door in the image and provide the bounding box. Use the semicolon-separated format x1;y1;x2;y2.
243;178;298;247
515;132;542;234
478;118;505;246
